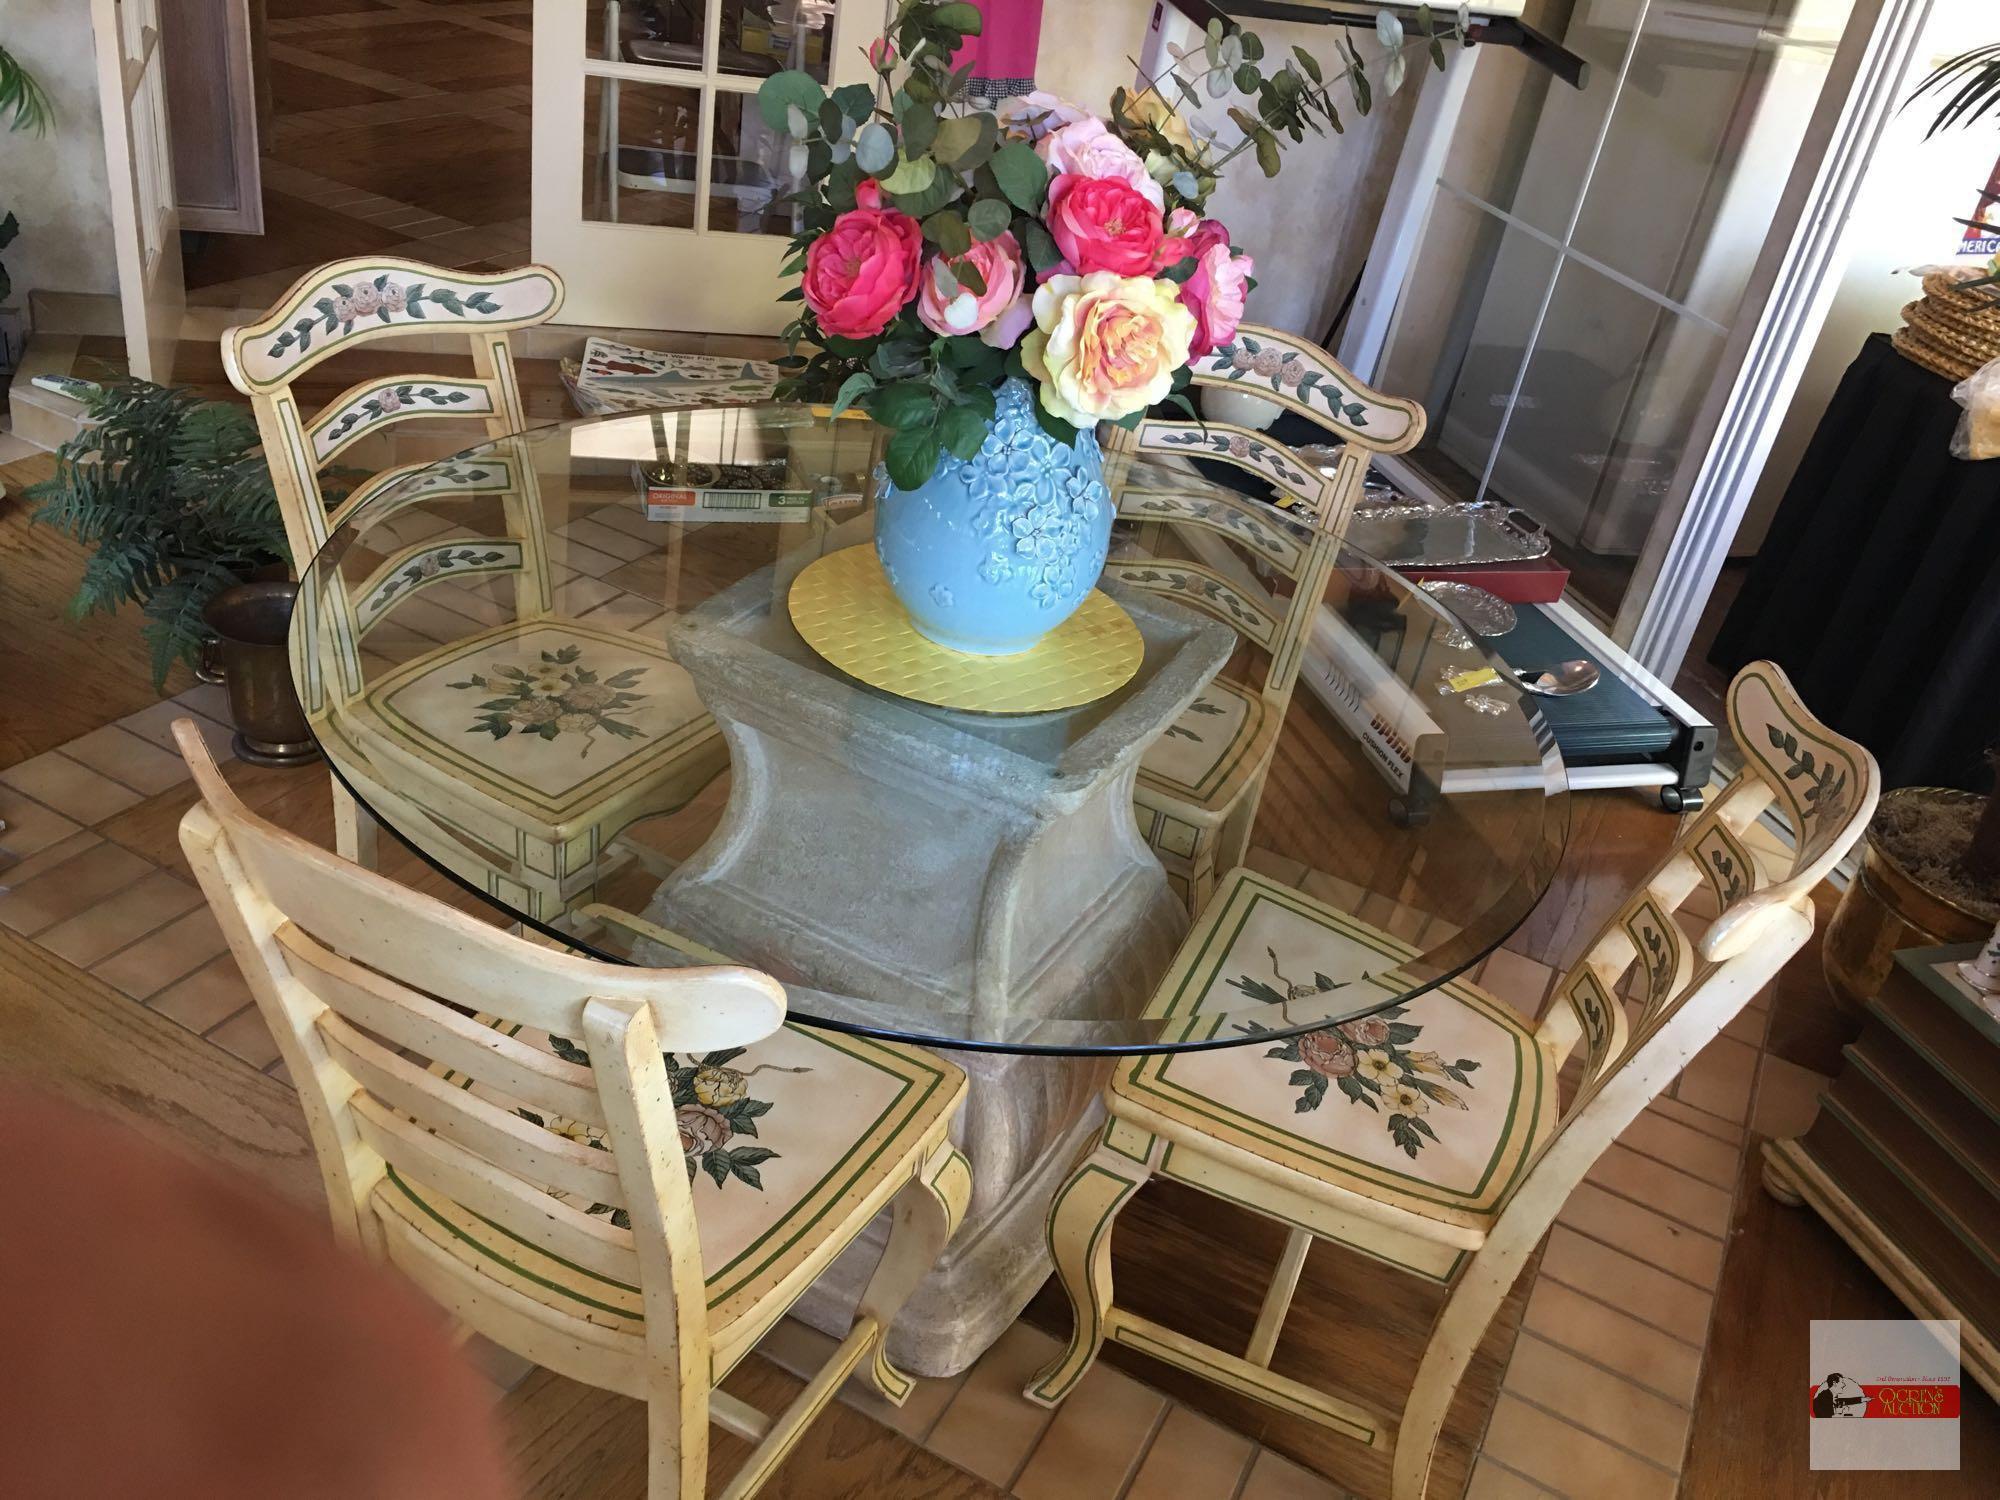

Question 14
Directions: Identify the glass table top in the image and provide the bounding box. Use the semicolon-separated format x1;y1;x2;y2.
294;403;1569;1054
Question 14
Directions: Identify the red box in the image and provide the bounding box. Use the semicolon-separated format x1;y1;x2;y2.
1400;556;1570;605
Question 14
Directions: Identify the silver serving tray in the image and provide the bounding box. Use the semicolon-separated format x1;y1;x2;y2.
1345;499;1551;567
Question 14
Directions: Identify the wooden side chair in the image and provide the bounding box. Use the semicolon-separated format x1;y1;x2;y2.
171;720;970;1500
1103;325;1426;911
1023;662;1877;1499
222;257;726;921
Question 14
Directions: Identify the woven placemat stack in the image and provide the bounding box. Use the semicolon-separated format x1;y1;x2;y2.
1895;267;2000;381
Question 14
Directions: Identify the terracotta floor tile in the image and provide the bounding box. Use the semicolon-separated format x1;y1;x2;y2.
0;829;101;889
1298;868;1364;916
0;790;85;859
148;955;257;1033
923;1321;1061;1489
1478;947;1554;1019
1538;1226;1714;1346
1671;1033;1759;1122
1500;1334;1693;1469
422;581;512;627
0;840;152;936
38;869;204;969
59;724;192;796
119;700;233;761
1722;1002;1770;1046
206;1004;283;1070
1011;1357;1166;1500
1478;1394;1676;1500
1521;1275;1703;1407
89;905;230;1000
1463;1457;1559;1498
574;591;667;635
1237;1447;1342;1500
1557;1182;1725;1289
553;576;621;616
1124;1404;1254;1500
1584;1143;1735;1237
1750;1054;1830;1141
548;536;626;578
173;682;235;723
1243;846;1308;887
1616;1107;1742;1189
0;750;143;824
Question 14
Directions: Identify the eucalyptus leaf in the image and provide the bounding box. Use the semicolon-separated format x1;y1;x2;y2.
990;141;1048;210
757;70;825;134
1385;52;1407;95
897;94;939;156
1239;30;1264;62
933;114;983;166
1292;43;1323;83
855;120;896;173
1376;10;1405;50
931;1;983;33
1171;169;1199;199
922;208;972;256
817;98;844;137
966;196;1012;242
1234;63;1261;94
1205;68;1231;100
833;82;876;122
1021;218;1063;274
1254;127;1281;177
880;154;937;194
953;259;987;296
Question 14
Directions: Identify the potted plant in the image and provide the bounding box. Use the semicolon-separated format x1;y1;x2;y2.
27;380;291;686
764;1;1464;654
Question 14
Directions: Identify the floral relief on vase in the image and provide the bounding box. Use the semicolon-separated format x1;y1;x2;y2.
448;643;649;757
1231;949;1480;1159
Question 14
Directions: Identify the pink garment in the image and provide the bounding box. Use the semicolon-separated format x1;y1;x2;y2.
951;0;1043;99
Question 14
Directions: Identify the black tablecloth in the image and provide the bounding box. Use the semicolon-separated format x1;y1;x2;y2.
1710;332;2000;791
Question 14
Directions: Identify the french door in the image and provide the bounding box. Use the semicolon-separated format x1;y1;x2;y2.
1360;0;1932;677
532;0;883;333
91;0;183;384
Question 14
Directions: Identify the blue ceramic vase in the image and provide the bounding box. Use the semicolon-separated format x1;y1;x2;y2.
874;378;1112;656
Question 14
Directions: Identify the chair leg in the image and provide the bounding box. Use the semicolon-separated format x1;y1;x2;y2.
856;1143;973;1405
1023;1120;1158;1407
1186;832;1219;915
645;1369;709;1500
331;775;377;868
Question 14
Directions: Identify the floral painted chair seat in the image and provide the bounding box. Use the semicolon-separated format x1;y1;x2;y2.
1025;662;1880;1500
400;1011;967;1381
1111;870;1554;1274
1102;328;1426;913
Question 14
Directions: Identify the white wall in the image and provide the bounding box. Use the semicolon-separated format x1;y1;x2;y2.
1033;0;1421;341
1737;2;1996;552
0;7;120;314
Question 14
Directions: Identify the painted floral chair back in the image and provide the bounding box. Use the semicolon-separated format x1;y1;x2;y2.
172;717;789;1488
1101;322;1427;538
221;258;566;713
1392;659;1879;1496
1109;470;1334;710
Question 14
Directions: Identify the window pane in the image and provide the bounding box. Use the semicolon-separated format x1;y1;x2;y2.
717;0;837;83
584;77;703;228
708;91;805;236
590;0;705;70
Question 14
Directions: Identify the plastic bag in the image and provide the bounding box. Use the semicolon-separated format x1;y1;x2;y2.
1951;354;2000;461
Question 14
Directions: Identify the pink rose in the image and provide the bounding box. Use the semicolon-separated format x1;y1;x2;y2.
1036;118;1164;211
916;230;1029;345
997;91;1091;141
1045;175;1165;278
1176;218;1252;356
867;37;896;71
802;179;923;339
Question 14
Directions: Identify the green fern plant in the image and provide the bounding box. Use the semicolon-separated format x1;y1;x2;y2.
28;381;292;687
0;43;53;135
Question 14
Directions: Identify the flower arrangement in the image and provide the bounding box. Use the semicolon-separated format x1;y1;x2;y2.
761;1;1468;489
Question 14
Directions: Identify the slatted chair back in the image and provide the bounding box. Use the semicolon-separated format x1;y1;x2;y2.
1393;660;1878;1497
172;717;786;1409
1106;485;1336;707
222;258;566;713
1102;322;1426;538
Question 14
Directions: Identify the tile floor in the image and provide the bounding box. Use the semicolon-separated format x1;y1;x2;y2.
0;652;1825;1496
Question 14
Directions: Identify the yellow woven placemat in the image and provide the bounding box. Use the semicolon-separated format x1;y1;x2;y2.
787;545;1142;713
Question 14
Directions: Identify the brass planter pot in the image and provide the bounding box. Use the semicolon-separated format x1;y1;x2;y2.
201;582;320;768
1822;787;1991;1015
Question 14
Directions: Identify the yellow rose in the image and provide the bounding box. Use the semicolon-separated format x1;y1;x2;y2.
1021;272;1196;427
692;1065;747;1107
1119;87;1197;155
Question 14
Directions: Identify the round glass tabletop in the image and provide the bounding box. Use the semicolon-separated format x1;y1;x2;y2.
293;404;1568;1054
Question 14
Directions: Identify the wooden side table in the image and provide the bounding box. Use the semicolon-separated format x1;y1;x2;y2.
1763;943;2000;1398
